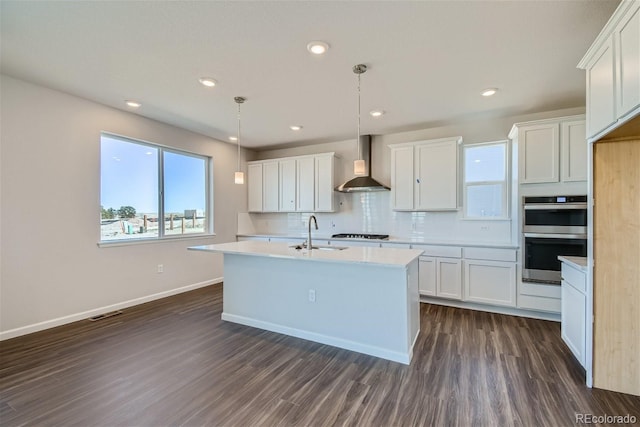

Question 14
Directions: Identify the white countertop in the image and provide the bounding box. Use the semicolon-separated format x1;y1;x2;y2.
236;234;518;249
558;256;588;271
189;240;423;267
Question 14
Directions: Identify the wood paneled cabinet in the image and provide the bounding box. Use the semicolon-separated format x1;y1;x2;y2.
247;153;336;213
509;115;586;184
389;136;461;211
578;1;640;141
418;256;462;300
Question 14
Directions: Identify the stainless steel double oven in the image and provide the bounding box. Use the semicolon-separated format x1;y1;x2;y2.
522;195;587;284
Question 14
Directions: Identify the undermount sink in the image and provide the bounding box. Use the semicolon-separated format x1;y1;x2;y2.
290;244;348;251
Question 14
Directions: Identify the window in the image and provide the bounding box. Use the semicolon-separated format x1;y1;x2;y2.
463;141;508;218
100;133;211;242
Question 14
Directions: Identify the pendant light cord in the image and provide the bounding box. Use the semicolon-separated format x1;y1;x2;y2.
357;71;361;162
237;101;241;171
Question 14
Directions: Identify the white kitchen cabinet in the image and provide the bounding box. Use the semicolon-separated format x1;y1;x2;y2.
578;1;640;141
279;159;297;212
414;244;462;300
464;260;516;307
418;256;436;296
518;123;560;184
314;154;335;212
463;247;517;307
262;161;280;212
561;120;588;182
247;153;336;213
509;115;586;185
247;163;263;212
561;261;587;367
296;157;315;212
389;136;460;211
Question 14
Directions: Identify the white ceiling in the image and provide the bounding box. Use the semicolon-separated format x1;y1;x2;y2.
1;1;619;149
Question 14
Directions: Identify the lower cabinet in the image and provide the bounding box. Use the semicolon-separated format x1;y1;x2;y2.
560;262;587;367
418;256;462;300
464;260;517;307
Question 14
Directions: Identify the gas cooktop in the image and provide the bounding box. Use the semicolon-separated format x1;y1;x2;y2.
331;233;389;240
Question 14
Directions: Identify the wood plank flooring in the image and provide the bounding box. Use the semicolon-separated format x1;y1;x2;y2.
1;284;639;426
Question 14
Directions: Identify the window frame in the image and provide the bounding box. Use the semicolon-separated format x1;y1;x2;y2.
462;140;510;220
99;132;214;246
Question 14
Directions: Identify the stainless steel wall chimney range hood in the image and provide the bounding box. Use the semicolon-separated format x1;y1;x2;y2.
335;135;390;193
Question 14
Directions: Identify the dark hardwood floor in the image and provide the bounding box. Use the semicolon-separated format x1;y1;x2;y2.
1;284;639;426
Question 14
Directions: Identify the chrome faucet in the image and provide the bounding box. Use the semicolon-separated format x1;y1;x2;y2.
307;215;318;250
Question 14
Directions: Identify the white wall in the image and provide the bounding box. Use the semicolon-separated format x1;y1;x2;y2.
0;75;249;338
248;107;585;244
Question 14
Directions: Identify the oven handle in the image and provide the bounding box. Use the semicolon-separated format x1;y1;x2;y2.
524;232;587;239
523;203;587;210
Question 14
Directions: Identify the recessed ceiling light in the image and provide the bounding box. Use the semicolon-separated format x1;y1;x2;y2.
125;100;141;108
229;136;238;141
198;77;217;88
369;109;385;117
289;125;303;131
307;41;329;55
481;88;498;97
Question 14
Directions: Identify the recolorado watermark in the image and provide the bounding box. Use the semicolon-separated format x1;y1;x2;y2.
575;413;637;424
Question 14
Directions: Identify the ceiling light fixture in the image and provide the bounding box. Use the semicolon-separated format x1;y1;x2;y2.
307;41;329;55
369;109;385;118
481;88;498;97
199;77;217;88
289;125;303;131
234;96;246;185
229;136;238;141
353;64;367;176
125;100;141;108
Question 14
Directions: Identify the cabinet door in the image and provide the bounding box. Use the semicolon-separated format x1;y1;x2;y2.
262;161;280;212
561;280;586;367
415;140;458;210
436;258;462;300
390;146;415;210
247;163;263;212
315;155;334;212
561;120;587;182
586;36;616;138
418;257;436;296
519;123;560;183
617;5;640;118
296;157;315;212
279;159;296;212
464;260;516;307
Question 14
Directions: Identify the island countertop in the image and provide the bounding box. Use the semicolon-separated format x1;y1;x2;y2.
189;240;423;268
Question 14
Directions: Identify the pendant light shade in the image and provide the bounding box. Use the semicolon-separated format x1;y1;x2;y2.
234;96;246;185
353;64;367;176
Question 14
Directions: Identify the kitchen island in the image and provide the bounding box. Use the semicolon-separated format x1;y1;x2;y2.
189;240;423;364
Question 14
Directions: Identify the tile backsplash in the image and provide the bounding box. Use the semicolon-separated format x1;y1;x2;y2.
238;192;513;244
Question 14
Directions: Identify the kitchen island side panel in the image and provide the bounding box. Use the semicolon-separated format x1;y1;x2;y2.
221;253;418;364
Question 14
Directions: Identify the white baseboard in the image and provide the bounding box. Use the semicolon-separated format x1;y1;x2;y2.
0;278;223;341
420;296;561;322
221;312;411;365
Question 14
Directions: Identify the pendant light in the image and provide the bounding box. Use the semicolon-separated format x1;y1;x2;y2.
353;64;367;176
234;96;246;185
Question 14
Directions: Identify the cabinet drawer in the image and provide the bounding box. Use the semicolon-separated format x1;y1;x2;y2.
518;294;561;313
411;244;462;258
519;281;561;299
463;247;517;262
561;263;586;293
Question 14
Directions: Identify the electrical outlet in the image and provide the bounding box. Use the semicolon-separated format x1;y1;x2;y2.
308;289;316;303
157;264;164;273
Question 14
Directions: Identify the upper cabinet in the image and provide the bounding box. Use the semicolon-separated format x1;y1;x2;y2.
390;137;461;211
247;153;336;213
509;115;586;184
578;1;640;141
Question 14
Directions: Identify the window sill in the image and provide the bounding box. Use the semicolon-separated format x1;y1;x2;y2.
98;233;216;248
